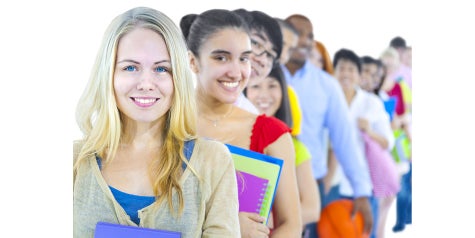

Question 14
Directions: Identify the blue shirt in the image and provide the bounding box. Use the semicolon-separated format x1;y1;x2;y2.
96;157;155;224
95;140;196;224
109;186;155;225
281;61;372;197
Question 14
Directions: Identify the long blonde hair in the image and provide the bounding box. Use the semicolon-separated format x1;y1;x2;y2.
74;6;197;215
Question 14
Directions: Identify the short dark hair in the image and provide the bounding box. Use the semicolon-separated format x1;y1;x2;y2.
361;55;375;65
333;48;362;73
234;9;283;59
361;55;383;69
390;36;407;49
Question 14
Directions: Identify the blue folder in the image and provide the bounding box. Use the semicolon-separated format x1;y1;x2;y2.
383;96;398;121
94;222;181;238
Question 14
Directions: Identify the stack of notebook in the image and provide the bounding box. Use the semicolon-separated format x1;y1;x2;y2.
226;144;284;225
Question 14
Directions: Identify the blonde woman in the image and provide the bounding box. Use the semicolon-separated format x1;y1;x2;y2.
73;7;240;238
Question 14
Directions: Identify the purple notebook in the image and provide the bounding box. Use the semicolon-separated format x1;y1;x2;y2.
236;171;269;214
94;222;181;238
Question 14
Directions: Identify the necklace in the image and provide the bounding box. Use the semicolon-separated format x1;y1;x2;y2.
203;106;234;127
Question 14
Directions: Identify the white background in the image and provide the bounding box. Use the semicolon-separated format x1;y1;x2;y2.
1;0;472;236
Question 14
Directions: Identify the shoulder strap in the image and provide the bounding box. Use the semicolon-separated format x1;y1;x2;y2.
183;139;196;161
182;139;196;171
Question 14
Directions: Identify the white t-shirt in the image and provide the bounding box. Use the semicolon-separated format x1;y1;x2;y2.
234;93;259;115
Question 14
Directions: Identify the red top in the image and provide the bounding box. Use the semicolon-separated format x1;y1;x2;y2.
250;114;291;153
249;114;290;234
386;82;406;116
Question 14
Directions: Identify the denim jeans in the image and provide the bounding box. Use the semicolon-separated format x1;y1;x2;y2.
303;222;318;238
394;162;412;231
320;183;341;207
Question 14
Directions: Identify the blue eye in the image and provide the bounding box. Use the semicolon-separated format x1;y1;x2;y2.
155;66;169;73
124;65;136;71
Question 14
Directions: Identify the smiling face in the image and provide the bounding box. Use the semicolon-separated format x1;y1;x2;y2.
246;75;282;117
113;27;174;124
248;30;277;80
334;59;360;93
287;16;314;66
360;63;380;92
191;28;251;104
279;27;298;65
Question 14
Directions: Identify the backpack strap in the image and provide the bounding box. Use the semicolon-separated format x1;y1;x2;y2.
182;139;196;170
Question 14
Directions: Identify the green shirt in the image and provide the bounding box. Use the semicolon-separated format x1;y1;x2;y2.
293;137;311;167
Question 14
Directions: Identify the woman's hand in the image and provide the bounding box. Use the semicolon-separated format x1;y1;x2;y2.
239;212;270;238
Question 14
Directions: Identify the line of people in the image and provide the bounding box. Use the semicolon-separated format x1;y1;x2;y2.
73;6;412;238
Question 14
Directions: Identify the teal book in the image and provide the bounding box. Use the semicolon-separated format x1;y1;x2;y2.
225;144;284;225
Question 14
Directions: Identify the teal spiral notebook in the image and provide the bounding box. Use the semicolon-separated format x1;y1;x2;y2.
225;144;284;225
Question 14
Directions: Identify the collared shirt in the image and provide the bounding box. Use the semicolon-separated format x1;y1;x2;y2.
281;61;372;197
339;87;395;196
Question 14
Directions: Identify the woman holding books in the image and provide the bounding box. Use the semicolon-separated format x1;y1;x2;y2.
73;7;240;238
245;66;321;238
180;9;302;238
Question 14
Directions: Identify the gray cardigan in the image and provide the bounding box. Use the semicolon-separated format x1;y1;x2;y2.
73;138;240;238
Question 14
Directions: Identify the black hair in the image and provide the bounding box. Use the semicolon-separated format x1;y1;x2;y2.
361;55;383;69
361;55;385;95
243;65;293;128
233;9;283;60
374;64;388;95
390;36;407;49
269;66;292;128
180;9;250;56
333;48;362;73
361;55;375;65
